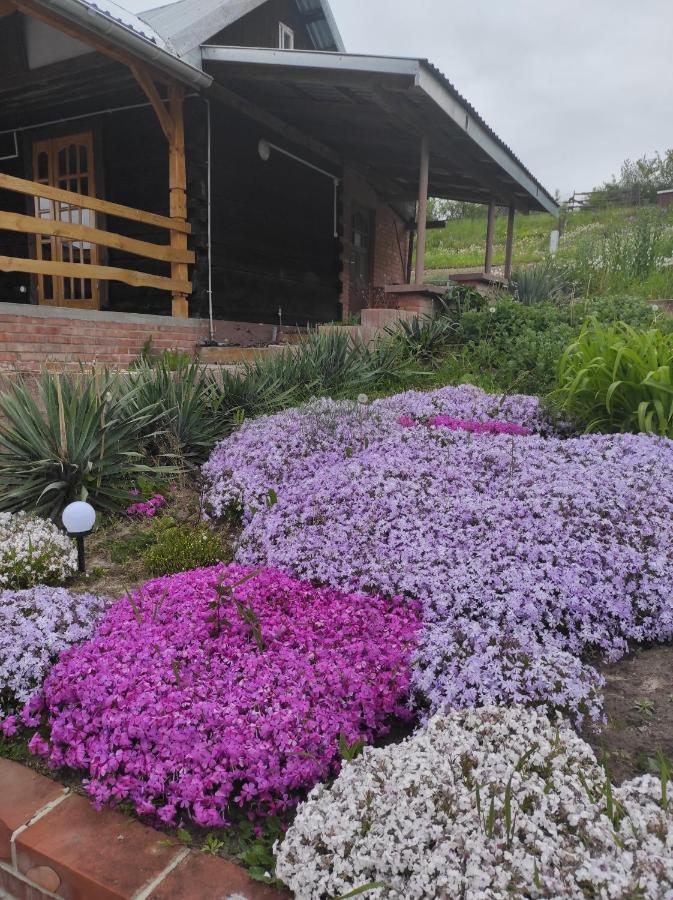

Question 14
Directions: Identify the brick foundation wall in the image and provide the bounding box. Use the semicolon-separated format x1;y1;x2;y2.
340;171;410;319
0;303;276;372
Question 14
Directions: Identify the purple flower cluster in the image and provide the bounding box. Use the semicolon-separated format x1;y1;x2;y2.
205;390;673;725
30;565;420;826
399;414;532;436
203;385;545;520
0;587;108;726
126;494;167;518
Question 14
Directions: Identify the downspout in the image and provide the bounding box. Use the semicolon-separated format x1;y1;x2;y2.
206;97;214;342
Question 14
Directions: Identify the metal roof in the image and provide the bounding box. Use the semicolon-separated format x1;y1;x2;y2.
27;0;212;86
141;0;344;56
201;46;559;215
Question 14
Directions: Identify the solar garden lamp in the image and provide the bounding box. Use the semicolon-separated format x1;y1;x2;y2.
62;501;96;573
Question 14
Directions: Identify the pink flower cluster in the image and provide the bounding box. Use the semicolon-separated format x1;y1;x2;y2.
126;494;167;518
29;565;420;826
397;414;532;436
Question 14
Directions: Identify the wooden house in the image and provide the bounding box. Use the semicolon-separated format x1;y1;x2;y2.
0;0;559;367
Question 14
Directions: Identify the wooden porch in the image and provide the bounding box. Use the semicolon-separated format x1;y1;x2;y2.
0;0;195;318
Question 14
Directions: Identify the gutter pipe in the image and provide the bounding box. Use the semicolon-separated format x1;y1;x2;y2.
33;0;213;90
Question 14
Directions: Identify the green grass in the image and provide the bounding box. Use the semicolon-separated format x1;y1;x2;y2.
426;206;671;266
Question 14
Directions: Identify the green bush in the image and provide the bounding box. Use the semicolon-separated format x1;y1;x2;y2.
143;520;227;577
555;319;673;435
0;371;164;518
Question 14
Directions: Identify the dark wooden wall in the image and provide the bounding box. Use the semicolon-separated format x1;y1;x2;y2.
207;102;340;325
210;0;316;50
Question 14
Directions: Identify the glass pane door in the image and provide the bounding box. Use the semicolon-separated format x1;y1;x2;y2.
31;132;99;309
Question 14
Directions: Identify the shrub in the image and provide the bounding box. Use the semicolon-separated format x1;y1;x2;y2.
276;706;673;899
555;319;673;435
0;587;107;716
207;387;673;724
28;565;420;825
142;520;226;576
0;371;163;518
0;512;77;589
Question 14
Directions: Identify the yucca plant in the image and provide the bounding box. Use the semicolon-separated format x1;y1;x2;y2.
129;358;226;465
555;318;673;435
510;258;575;306
385;315;456;364
0;371;165;518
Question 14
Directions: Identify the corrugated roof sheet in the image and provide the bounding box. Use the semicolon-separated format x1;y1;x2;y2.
421;59;556;210
78;0;175;51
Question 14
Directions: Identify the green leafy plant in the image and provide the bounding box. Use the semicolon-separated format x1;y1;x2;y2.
510;258;575;305
555;319;673;435
142;519;226;577
0;371;164;518
384;315;456;364
129;358;225;465
339;732;365;763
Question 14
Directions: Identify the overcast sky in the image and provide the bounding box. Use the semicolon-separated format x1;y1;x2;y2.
126;0;672;199
329;0;672;199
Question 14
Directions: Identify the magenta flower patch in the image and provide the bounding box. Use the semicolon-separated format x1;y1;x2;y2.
32;565;420;826
126;494;167;518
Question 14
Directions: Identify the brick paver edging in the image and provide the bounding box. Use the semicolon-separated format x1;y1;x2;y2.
0;759;288;900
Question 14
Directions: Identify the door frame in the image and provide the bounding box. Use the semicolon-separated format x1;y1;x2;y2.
29;127;103;309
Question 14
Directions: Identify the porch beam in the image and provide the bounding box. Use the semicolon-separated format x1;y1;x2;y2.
414;135;430;285
168;83;189;318
484;198;496;274
0;0;15;18
504;203;516;280
130;65;174;143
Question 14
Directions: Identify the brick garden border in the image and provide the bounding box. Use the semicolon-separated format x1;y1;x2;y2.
0;759;287;900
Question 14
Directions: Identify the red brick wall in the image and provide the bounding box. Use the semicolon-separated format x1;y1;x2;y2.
0;304;275;373
340;171;410;319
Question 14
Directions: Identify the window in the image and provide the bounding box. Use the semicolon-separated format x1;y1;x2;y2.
279;22;294;49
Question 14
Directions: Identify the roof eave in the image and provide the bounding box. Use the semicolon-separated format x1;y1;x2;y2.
31;0;212;89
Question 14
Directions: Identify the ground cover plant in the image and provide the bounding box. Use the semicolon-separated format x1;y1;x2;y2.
277;706;673;899
0;512;77;589
204;386;673;726
25;564;420;826
0;586;107;715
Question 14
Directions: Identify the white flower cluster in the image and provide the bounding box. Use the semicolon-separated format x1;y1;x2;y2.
0;512;77;589
277;707;673;899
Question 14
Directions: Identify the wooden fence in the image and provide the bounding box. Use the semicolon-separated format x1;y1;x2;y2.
0;171;194;296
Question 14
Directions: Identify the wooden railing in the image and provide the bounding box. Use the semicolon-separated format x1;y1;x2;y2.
0;172;194;296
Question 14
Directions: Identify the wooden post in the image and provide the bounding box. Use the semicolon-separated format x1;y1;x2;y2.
504;203;516;280
406;229;415;284
168;83;189;318
414;135;430;286
484;199;496;274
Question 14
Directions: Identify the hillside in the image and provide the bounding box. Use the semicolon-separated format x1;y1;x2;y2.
424;204;673;299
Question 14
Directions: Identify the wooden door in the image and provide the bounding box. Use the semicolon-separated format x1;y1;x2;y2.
32;132;99;309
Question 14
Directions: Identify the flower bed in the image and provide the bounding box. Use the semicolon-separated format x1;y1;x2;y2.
0;587;107;725
202;385;545;520
29;565;420;826
0;512;77;589
277;706;673;899
204;389;673;724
